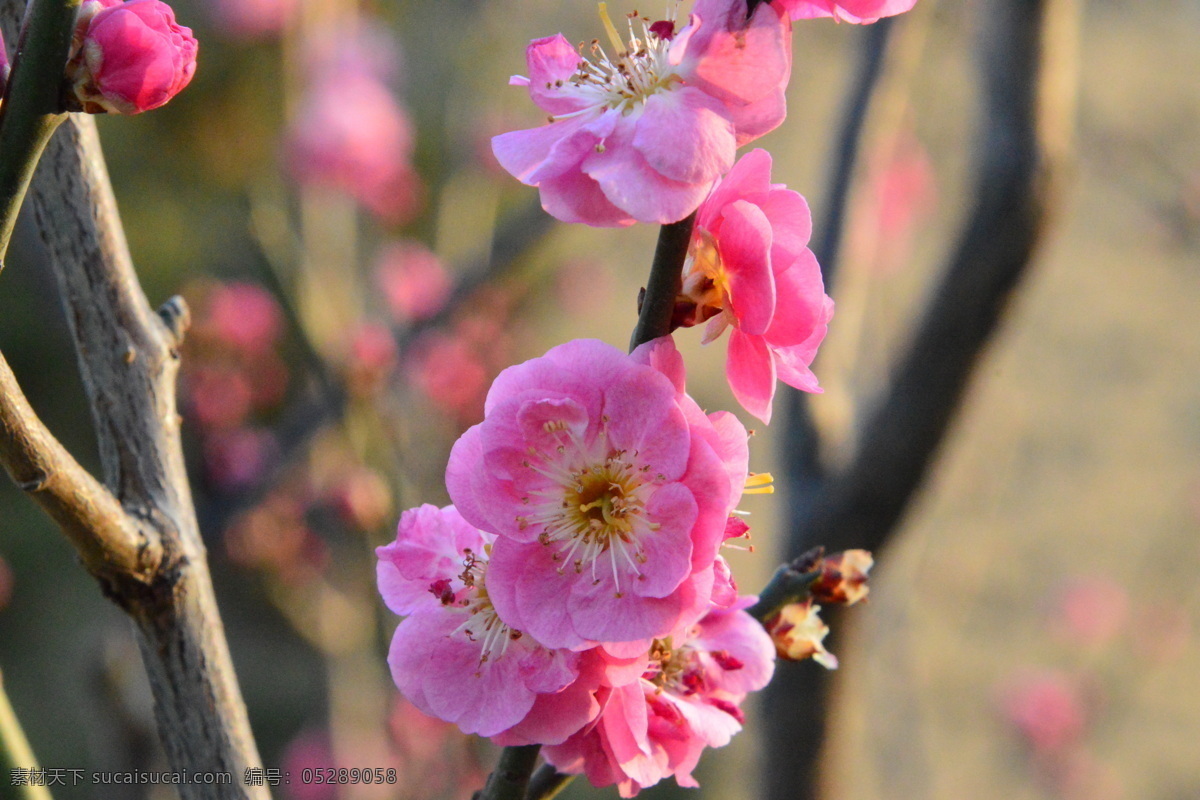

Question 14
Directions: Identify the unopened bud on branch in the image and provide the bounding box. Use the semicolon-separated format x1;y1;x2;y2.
66;0;198;115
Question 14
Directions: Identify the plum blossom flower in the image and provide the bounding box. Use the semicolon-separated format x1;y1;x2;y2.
284;36;421;224
377;505;598;739
492;0;791;226
446;339;745;654
775;0;917;23
543;600;775;797
209;0;298;40
809;548;873;606
67;0;198;115
676;148;833;423
766;599;838;668
375;242;451;323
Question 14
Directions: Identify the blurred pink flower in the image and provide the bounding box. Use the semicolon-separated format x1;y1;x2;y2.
209;0;297;40
0;554;13;612
226;494;329;583
280;729;336;800
67;0;198;115
187;366;253;430
775;0;917;23
998;669;1087;755
492;0;791;226
375;242;452;323
344;322;399;396
677;149;833;423
1051;576;1129;648
203;282;284;356
285;42;421;224
405;331;489;421
203;427;276;491
845;126;936;276
330;468;393;532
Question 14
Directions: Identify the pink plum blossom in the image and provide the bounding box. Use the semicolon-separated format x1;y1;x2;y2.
998;669;1087;755
446;339;743;654
377;505;598;739
375;242;452;323
775;0;918;23
209;0;298;40
676;149;833;423
284;41;421;224
492;0;792;226
67;0;198;115
543;600;775;797
202;282;284;356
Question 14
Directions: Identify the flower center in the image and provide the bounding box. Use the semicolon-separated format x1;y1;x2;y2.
553;4;681;120
680;229;729;313
454;551;522;669
516;416;662;596
644;636;703;694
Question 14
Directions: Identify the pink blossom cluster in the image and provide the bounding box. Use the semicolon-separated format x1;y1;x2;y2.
66;0;198;115
379;338;775;795
492;0;915;228
181;281;289;492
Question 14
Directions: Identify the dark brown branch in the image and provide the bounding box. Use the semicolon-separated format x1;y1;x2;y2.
21;112;269;800
524;764;573;800
479;745;541;800
782;17;895;509
629;211;696;352
766;0;1074;797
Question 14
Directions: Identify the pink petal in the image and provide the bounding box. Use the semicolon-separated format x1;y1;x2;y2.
726;329;777;424
629;336;687;395
538;168;635;227
697;149;774;230
632;89;736;185
491;113;596;185
582;122;715;224
759;186;813;265
685;0;791;108
524;34;592;114
717;199;776;335
764;249;830;348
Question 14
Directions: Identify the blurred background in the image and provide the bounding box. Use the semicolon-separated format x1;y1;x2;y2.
0;0;1197;798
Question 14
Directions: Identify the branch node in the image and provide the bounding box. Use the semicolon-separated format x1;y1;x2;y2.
156;295;191;347
16;469;49;493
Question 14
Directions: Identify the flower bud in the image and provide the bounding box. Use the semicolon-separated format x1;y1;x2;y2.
766;600;838;669
67;0;198;115
809;549;873;606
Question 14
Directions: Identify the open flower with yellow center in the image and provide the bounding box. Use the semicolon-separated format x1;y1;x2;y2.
676;149;834;423
377;504;596;739
543;598;775;796
447;338;752;654
492;0;792;226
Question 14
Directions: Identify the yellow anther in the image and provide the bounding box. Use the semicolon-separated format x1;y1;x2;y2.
743;472;776;495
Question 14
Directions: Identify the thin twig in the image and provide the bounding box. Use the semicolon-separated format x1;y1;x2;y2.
0;669;54;800
0;0;75;265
